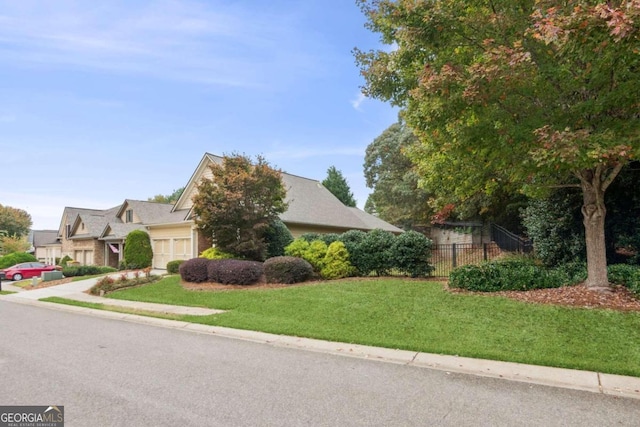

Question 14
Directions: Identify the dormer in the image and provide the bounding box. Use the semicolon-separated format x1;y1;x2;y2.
116;200;141;224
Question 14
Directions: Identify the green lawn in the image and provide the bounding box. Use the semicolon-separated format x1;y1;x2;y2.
100;275;640;377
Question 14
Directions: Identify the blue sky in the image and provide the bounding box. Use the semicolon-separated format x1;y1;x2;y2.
0;0;397;230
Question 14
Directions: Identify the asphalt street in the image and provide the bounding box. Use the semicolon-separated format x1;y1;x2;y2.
1;300;639;426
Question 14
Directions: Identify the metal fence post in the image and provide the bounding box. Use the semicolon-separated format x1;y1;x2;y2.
452;243;457;269
483;243;488;261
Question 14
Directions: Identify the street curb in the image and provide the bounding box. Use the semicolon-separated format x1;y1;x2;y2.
3;296;639;400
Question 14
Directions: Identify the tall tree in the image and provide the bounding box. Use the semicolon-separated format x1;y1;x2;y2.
148;187;184;204
363;121;432;229
355;0;640;289
0;205;32;238
322;166;357;207
192;154;288;261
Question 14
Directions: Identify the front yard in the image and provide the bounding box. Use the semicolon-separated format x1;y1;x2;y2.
104;275;640;377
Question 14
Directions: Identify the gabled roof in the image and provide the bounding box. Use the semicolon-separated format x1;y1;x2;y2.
115;199;185;224
99;223;147;240
176;153;403;234
57;206;113;237
31;230;59;247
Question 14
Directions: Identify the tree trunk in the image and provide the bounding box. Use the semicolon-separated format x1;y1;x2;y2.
580;172;610;290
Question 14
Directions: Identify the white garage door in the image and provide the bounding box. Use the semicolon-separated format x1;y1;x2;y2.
152;239;171;269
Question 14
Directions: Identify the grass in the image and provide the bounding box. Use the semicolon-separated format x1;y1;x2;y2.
40;296;184;320
66;274;640;377
0;290;16;295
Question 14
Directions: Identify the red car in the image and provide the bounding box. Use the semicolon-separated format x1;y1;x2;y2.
1;262;61;281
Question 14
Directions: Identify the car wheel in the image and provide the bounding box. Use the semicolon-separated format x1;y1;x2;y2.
12;273;22;281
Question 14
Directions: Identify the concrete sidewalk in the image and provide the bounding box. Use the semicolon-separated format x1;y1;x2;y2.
1;273;639;401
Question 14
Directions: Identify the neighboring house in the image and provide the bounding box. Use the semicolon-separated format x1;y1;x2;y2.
58;152;403;269
30;230;61;264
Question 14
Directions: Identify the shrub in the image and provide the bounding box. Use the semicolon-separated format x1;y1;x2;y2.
284;239;310;258
123;230;153;269
179;258;210;283
319;233;341;246
263;220;294;258
0;252;38;269
61;265;117;277
89;273;160;295
449;257;570;292
59;255;73;267
199;247;235;260
390;230;434;277
166;260;184;274
207;259;263;285
299;233;322;243
321;241;355;279
339;229;367;274
358;229;394;276
608;264;640;298
264;256;313;284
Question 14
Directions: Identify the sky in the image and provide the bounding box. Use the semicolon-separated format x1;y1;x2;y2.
0;0;398;230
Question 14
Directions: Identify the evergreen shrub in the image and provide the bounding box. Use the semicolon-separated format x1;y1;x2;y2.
390;230;434;277
264;256;313;284
179;258;210;283
0;252;38;269
263;220;294;258
123;230;153;269
207;259;263;285
166;260;184;274
199;247;235;260
321;241;355;279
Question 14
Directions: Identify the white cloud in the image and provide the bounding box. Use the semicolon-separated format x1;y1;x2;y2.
350;92;366;111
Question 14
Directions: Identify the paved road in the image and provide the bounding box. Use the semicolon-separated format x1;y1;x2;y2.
1;301;639;426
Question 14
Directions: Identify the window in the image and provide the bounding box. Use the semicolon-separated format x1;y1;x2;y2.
126;209;133;223
66;224;71;239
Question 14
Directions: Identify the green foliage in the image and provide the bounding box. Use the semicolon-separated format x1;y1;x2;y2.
0;252;37;269
338;229;367;274
0;204;32;238
192;154;288;261
321;241;356;279
319;233;341;246
59;255;72;267
0;234;31;255
521;189;585;267
390;230;434;277
284;239;310;258
299;233;322;243
166;260;184;274
363;121;432;228
148;187;184;204
264;256;314;284
449;257;583;292
207;259;263;285
357;229;394;276
322;166;356;207
62;265;117;277
123;230;153;269
305;240;329;272
263;220;294;258
199;247;235;260
179;258;210;283
608;264;640;298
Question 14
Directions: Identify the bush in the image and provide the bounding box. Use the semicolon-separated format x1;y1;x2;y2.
390;230;434;277
321;241;355;279
207;259;263;285
61;265;117;277
0;252;38;269
264;256;313;284
608;264;640;298
123;230;153;269
299;233;322;243
319;233;341;246
166;260;184;274
263;220;294;258
199;247;235;260
339;229;367;274
59;255;72;267
89;273;160;295
358;229;394;276
449;257;570;292
284;239;328;272
179;258;210;283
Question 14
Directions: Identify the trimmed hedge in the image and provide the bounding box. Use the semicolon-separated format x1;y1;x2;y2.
123;230;153;269
207;259;263;285
264;256;313;284
391;230;434;277
0;252;38;269
61;265;117;277
449;257;584;292
179;258;210;283
166;260;184;274
321;241;355;279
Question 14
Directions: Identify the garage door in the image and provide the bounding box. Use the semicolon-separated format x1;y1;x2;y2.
173;238;190;261
152;239;171;269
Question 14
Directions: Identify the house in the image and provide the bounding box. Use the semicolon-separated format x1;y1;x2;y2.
58;153;403;269
29;230;61;264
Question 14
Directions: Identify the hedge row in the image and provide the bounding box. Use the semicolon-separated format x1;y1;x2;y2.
0;252;37;269
62;265;118;277
286;229;434;278
448;258;587;292
179;258;263;285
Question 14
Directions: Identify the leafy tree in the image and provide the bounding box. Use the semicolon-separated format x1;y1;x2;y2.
364;121;432;229
355;0;640;288
192;154;288;261
0;205;32;238
123;230;153;269
148;187;184;204
0;234;31;255
322;166;357;207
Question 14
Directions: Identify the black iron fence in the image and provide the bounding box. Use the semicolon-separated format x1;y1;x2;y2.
490;223;533;253
430;242;502;277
